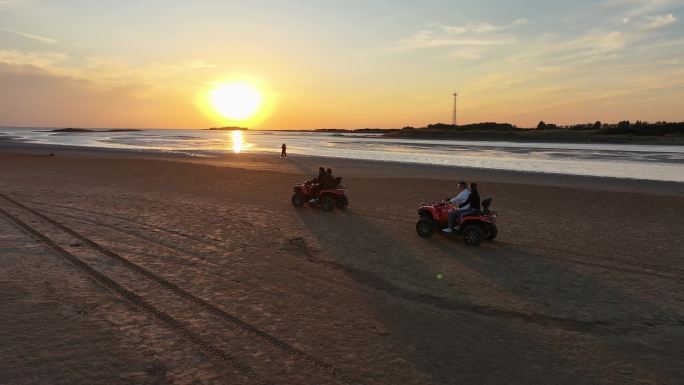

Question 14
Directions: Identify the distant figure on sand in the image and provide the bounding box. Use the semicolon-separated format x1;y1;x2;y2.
281;143;287;158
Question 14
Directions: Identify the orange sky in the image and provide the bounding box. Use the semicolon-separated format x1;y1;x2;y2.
1;1;683;129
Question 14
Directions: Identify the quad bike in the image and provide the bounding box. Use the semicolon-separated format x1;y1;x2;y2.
415;198;497;246
291;179;348;211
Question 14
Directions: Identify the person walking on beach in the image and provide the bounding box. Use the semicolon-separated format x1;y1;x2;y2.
281;143;287;158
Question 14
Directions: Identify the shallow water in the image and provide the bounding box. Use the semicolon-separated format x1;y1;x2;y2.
2;128;683;182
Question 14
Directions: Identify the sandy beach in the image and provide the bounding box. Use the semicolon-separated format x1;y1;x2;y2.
1;144;683;385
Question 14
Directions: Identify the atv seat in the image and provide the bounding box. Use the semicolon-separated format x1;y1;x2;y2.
481;198;492;209
481;198;492;215
459;208;482;217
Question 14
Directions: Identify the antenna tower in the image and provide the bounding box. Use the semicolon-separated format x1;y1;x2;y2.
452;92;458;126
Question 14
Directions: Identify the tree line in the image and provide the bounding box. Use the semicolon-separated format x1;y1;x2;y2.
397;121;684;136
536;120;684;136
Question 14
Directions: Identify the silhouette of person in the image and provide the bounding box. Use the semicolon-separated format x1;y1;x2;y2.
281;143;287;158
314;167;326;183
311;166;326;199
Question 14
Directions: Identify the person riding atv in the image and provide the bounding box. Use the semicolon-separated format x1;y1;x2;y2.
443;181;469;233
291;168;348;210
415;183;496;246
444;182;480;233
323;168;341;189
311;167;327;196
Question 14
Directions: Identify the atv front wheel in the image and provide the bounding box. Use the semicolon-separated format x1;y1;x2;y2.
462;224;485;246
336;196;349;209
291;193;306;207
416;217;435;238
320;196;335;211
485;224;498;241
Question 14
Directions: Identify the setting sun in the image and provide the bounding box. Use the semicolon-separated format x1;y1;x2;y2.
209;82;263;121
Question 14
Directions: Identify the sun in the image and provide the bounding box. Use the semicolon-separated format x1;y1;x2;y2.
209;82;263;121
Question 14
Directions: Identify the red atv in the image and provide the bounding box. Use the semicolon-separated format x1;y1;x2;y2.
291;179;348;211
415;198;497;246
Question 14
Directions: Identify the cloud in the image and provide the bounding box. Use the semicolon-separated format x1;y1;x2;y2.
0;49;70;70
391;18;526;52
0;0;34;7
505;30;629;69
0;48;218;100
571;31;627;53
597;0;683;22
642;13;678;28
444;18;529;34
0;27;56;44
448;48;486;60
184;60;217;69
0;62;202;128
399;36;517;50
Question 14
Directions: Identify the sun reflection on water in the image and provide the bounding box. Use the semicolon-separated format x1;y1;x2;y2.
231;130;245;153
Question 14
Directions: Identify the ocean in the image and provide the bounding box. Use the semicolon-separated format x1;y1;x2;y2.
1;127;683;182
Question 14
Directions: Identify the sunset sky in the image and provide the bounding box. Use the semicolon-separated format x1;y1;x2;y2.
1;0;683;129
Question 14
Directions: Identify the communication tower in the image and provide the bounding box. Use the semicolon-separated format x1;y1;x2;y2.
452;93;458;126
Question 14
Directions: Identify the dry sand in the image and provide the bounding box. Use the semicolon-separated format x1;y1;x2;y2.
1;145;683;385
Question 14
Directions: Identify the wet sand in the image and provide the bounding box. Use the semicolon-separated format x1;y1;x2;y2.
1;145;683;384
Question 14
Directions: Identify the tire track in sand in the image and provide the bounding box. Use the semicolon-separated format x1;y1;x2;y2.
0;193;358;385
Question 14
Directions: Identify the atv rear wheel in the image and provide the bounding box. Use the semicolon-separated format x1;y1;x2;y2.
336;196;349;209
416;217;435;238
320;196;335;211
462;224;485;246
291;193;306;207
485;224;498;241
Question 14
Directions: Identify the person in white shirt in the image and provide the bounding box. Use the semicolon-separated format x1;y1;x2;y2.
443;181;470;233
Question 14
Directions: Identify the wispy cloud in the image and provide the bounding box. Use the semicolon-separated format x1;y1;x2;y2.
0;49;69;70
0;27;56;44
447;47;487;60
553;31;628;64
597;0;683;24
184;60;217;69
443;18;529;34
641;13;678;28
0;48;219;99
391;18;527;52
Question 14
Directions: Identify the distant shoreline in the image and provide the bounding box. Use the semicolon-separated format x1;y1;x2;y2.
48;128;142;133
2;124;683;145
381;130;684;145
206;126;248;131
266;129;684;145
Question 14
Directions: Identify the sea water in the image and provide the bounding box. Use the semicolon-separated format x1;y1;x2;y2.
1;127;683;182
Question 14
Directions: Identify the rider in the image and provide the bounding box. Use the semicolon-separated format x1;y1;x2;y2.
309;167;326;200
443;181;470;233
313;167;326;184
324;168;337;188
459;183;481;217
